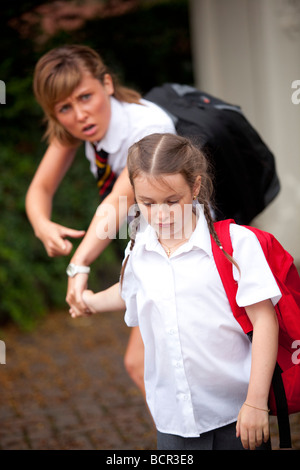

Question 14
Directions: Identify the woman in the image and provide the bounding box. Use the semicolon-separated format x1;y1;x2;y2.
25;44;176;394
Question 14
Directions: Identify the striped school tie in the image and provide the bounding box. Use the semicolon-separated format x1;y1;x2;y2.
94;146;117;199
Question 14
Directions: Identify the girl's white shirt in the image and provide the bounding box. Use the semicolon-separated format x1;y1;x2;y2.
85;96;176;177
121;207;281;437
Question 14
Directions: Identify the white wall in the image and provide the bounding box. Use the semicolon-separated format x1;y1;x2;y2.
189;0;300;262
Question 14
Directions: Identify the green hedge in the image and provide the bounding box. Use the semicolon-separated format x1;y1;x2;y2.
1;141;124;329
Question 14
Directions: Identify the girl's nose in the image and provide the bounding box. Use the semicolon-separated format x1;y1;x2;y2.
155;204;170;222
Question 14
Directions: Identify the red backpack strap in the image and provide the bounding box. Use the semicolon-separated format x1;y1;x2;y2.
213;221;292;448
211;219;253;334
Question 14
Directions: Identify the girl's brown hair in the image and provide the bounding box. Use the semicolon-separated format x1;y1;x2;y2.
33;44;142;146
120;133;239;285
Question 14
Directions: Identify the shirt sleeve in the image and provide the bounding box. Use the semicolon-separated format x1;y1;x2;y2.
120;242;139;327
230;224;282;307
128;99;176;145
130;123;176;148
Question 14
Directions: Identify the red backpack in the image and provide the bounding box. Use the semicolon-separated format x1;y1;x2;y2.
211;219;300;449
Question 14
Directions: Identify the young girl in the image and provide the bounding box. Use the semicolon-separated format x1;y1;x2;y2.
82;133;281;450
25;45;176;394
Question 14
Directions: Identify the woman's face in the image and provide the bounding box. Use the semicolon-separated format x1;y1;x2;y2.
54;71;114;142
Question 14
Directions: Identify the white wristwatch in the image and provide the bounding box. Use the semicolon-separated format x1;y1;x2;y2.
66;263;90;277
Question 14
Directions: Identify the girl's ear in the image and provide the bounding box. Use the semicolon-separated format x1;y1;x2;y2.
102;74;114;96
193;176;201;198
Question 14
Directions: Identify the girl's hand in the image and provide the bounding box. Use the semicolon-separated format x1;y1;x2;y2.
66;273;91;318
37;220;85;257
82;289;97;314
236;403;270;450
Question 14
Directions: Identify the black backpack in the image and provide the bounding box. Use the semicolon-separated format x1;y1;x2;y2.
144;83;280;225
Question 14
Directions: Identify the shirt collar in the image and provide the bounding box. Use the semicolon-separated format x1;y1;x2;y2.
188;205;213;257
135;205;213;258
95;97;129;154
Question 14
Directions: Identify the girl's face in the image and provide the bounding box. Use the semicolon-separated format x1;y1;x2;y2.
134;173;201;241
54;71;114;142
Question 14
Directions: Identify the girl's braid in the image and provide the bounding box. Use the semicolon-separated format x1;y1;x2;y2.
120;207;140;286
202;199;240;274
202;200;222;248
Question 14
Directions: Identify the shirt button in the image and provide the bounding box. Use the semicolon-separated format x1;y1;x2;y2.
168;329;176;335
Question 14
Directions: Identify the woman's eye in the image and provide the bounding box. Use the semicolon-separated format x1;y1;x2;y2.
81;93;91;101
59;104;71;113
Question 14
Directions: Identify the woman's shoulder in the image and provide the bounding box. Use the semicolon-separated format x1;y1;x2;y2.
123;98;175;130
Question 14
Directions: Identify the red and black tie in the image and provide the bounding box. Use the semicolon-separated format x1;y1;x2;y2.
94;146;117;199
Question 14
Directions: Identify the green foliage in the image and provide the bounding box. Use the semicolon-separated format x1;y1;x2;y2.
0;142;124;329
0;0;192;329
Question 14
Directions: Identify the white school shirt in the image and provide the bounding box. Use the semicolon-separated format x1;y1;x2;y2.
121;208;282;438
85;96;176;178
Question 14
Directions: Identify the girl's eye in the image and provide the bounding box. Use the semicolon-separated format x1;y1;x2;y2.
167;200;179;205
141;201;179;207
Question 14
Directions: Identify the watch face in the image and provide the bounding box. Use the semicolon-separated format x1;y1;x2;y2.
66;264;76;277
66;264;90;277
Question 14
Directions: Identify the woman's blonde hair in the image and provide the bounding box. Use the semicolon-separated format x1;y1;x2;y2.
120;133;239;285
33;44;142;146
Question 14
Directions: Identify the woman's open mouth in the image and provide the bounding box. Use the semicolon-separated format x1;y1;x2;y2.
82;124;97;136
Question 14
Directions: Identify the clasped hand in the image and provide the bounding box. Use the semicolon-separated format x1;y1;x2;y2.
66;272;92;318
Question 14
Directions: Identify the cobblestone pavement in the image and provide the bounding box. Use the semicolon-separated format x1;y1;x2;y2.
0;309;299;451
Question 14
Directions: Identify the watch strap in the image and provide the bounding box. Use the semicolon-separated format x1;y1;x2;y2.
66;263;90;277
